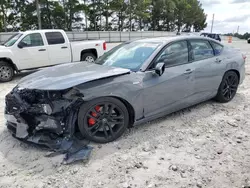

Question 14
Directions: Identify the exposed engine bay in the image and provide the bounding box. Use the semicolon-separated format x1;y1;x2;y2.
5;86;92;164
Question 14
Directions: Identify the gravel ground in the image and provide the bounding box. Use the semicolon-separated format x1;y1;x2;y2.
0;40;250;188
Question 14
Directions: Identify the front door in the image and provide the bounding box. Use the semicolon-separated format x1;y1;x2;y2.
14;33;50;70
142;40;195;118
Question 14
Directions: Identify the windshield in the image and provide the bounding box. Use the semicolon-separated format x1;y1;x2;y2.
3;33;23;47
95;41;161;71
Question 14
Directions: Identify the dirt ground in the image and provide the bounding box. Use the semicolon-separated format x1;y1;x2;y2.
0;40;250;188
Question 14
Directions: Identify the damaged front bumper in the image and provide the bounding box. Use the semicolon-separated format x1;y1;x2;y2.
5;87;92;164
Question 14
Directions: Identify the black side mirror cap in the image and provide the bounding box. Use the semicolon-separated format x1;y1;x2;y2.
17;43;23;48
154;62;165;76
18;42;24;48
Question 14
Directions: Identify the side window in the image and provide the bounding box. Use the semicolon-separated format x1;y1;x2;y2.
45;32;65;45
156;41;189;67
19;33;44;47
190;40;214;61
211;41;223;55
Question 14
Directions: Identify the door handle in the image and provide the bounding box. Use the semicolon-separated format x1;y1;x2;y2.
215;58;222;63
38;49;46;51
61;46;68;49
184;69;193;75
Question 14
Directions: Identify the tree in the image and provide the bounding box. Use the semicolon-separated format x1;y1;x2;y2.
174;0;190;32
0;0;9;31
133;0;151;30
0;0;207;32
110;0;129;31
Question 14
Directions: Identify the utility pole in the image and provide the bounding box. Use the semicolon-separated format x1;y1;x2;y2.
0;3;7;32
83;0;88;31
129;0;132;31
210;14;214;33
62;0;67;30
36;0;42;29
99;0;102;31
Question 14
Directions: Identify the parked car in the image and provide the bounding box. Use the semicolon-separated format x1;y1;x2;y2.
200;32;221;42
248;38;250;44
5;36;245;149
0;29;106;82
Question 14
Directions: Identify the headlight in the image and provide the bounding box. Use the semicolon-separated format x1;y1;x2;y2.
41;104;52;115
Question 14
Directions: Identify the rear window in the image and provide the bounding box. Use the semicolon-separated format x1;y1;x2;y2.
190;40;214;61
45;32;65;45
211;41;223;55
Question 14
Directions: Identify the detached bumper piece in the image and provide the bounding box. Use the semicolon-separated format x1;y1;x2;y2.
5;87;92;164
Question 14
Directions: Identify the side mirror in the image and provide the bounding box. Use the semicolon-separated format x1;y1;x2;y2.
154;62;165;76
18;42;24;49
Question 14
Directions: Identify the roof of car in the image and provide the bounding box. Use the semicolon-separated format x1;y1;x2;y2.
133;36;220;44
20;29;64;34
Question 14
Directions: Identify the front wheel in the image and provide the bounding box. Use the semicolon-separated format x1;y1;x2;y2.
81;53;96;63
215;71;239;103
78;97;129;143
0;61;14;82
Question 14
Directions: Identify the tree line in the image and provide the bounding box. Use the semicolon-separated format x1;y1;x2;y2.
225;32;250;40
0;0;207;32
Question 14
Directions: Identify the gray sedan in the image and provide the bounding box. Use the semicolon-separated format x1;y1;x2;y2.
5;36;246;146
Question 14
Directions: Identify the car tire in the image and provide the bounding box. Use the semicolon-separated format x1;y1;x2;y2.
78;97;129;143
0;61;14;82
215;71;239;103
81;53;96;63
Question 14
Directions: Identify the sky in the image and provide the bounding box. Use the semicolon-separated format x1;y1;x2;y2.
200;0;250;34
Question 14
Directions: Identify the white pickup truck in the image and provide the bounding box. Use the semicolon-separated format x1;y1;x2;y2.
0;29;107;82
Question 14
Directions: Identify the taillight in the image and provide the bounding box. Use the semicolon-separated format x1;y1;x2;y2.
103;42;107;51
242;54;246;61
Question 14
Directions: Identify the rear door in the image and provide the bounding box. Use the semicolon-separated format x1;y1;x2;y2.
14;33;50;69
45;32;71;65
189;39;224;101
143;40;196;118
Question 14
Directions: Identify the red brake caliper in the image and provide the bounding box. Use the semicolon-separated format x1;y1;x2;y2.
88;105;101;126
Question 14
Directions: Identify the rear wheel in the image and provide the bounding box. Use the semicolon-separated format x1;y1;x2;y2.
78;97;129;143
215;71;239;103
0;61;14;82
81;53;96;63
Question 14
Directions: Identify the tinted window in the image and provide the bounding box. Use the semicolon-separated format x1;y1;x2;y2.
190;40;214;61
19;33;44;47
211;41;223;55
45;32;65;45
156;41;189;67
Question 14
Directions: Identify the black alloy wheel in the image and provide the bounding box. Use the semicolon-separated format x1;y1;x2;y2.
78;97;129;143
215;71;239;103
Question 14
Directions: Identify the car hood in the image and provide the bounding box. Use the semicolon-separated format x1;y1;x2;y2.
0;45;9;52
18;62;131;90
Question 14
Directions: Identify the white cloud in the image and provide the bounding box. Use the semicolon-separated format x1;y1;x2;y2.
200;0;221;6
231;0;249;3
202;0;250;34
